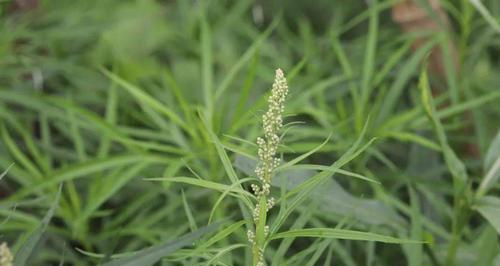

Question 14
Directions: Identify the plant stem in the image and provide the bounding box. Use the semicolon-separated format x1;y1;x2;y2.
252;195;268;266
446;195;470;266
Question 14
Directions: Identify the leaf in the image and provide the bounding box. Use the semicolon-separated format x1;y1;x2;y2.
181;189;198;232
100;222;222;266
201;118;253;209
199;220;245;249
419;65;468;188
269;228;421;244
14;184;62;266
477;157;500;197
169;220;246;261
477;131;500;197
407;187;423;266
473;226;499;266
376;37;439;124
101;69;191;135
234;155;403;228
276;135;332;171
0;163;13;181
469;0;500;33
474;196;500;235
214;16;279;99
382;131;440;151
8;154;163;202
485;131;500;171
75;163;150;232
1;123;43;180
199;2;214;120
145;177;253;199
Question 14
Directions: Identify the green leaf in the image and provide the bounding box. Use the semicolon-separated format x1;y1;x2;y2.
407;187;423;266
100;222;222;266
145;177;253;199
477;131;500;197
199;1;214;122
215;16;279;99
101;69;192;136
276;135;332;171
201;118;253;209
199;220;246;249
419;65;468;187
75;163;150;232
14;184;62;266
474;196;500;235
1;123;43;180
234;129;404;229
477;157;500;198
8;155;163;202
381;131;440;151
269;228;421;244
485;131;500;171
468;0;500;33
181;189;198;232
159;220;246;261
0;163;13;181
377;36;439;124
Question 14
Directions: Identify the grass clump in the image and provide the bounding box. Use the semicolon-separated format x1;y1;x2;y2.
0;0;500;265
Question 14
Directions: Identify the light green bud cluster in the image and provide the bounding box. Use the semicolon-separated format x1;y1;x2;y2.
0;242;13;266
248;69;289;266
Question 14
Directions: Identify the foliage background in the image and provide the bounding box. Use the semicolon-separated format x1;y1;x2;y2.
0;0;499;265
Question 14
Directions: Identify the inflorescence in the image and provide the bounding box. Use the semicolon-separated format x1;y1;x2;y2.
0;242;13;266
248;68;288;266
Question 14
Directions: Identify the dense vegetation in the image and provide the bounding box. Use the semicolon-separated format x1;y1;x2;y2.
1;0;499;265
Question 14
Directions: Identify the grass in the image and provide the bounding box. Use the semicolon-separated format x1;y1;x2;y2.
1;0;500;265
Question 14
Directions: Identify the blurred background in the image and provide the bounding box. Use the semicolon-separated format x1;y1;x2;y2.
1;0;500;265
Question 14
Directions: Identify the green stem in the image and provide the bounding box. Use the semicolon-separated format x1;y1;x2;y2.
253;195;268;266
446;194;470;266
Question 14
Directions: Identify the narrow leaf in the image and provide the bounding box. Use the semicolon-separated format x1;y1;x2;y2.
270;228;421;244
101;222;222;266
14;184;62;266
475;196;500;235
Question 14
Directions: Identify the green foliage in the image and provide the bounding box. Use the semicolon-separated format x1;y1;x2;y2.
1;0;499;265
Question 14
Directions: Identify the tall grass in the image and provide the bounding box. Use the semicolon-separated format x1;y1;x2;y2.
0;0;500;265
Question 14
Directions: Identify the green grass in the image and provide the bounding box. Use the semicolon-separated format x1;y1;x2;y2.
1;0;500;265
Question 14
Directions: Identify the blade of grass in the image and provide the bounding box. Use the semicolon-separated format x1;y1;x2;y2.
407;186;423;266
380;131;441;151
181;189;198;232
271;120;374;234
269;228;421;244
358;0;379;132
208;177;254;223
477;157;500;198
204;244;246;266
75;162;149;231
7;154;163;202
215;16;279;99
0;123;43;180
100;69;193;137
14;184;62;266
145;177;254;202
469;0;500;33
276;134;332;171
474;196;500;235
419;65;468;186
376;36;439;125
0;163;14;181
200;0;214;127
100;221;223;266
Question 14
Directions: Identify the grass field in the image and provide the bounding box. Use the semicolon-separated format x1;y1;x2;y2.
1;0;500;265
